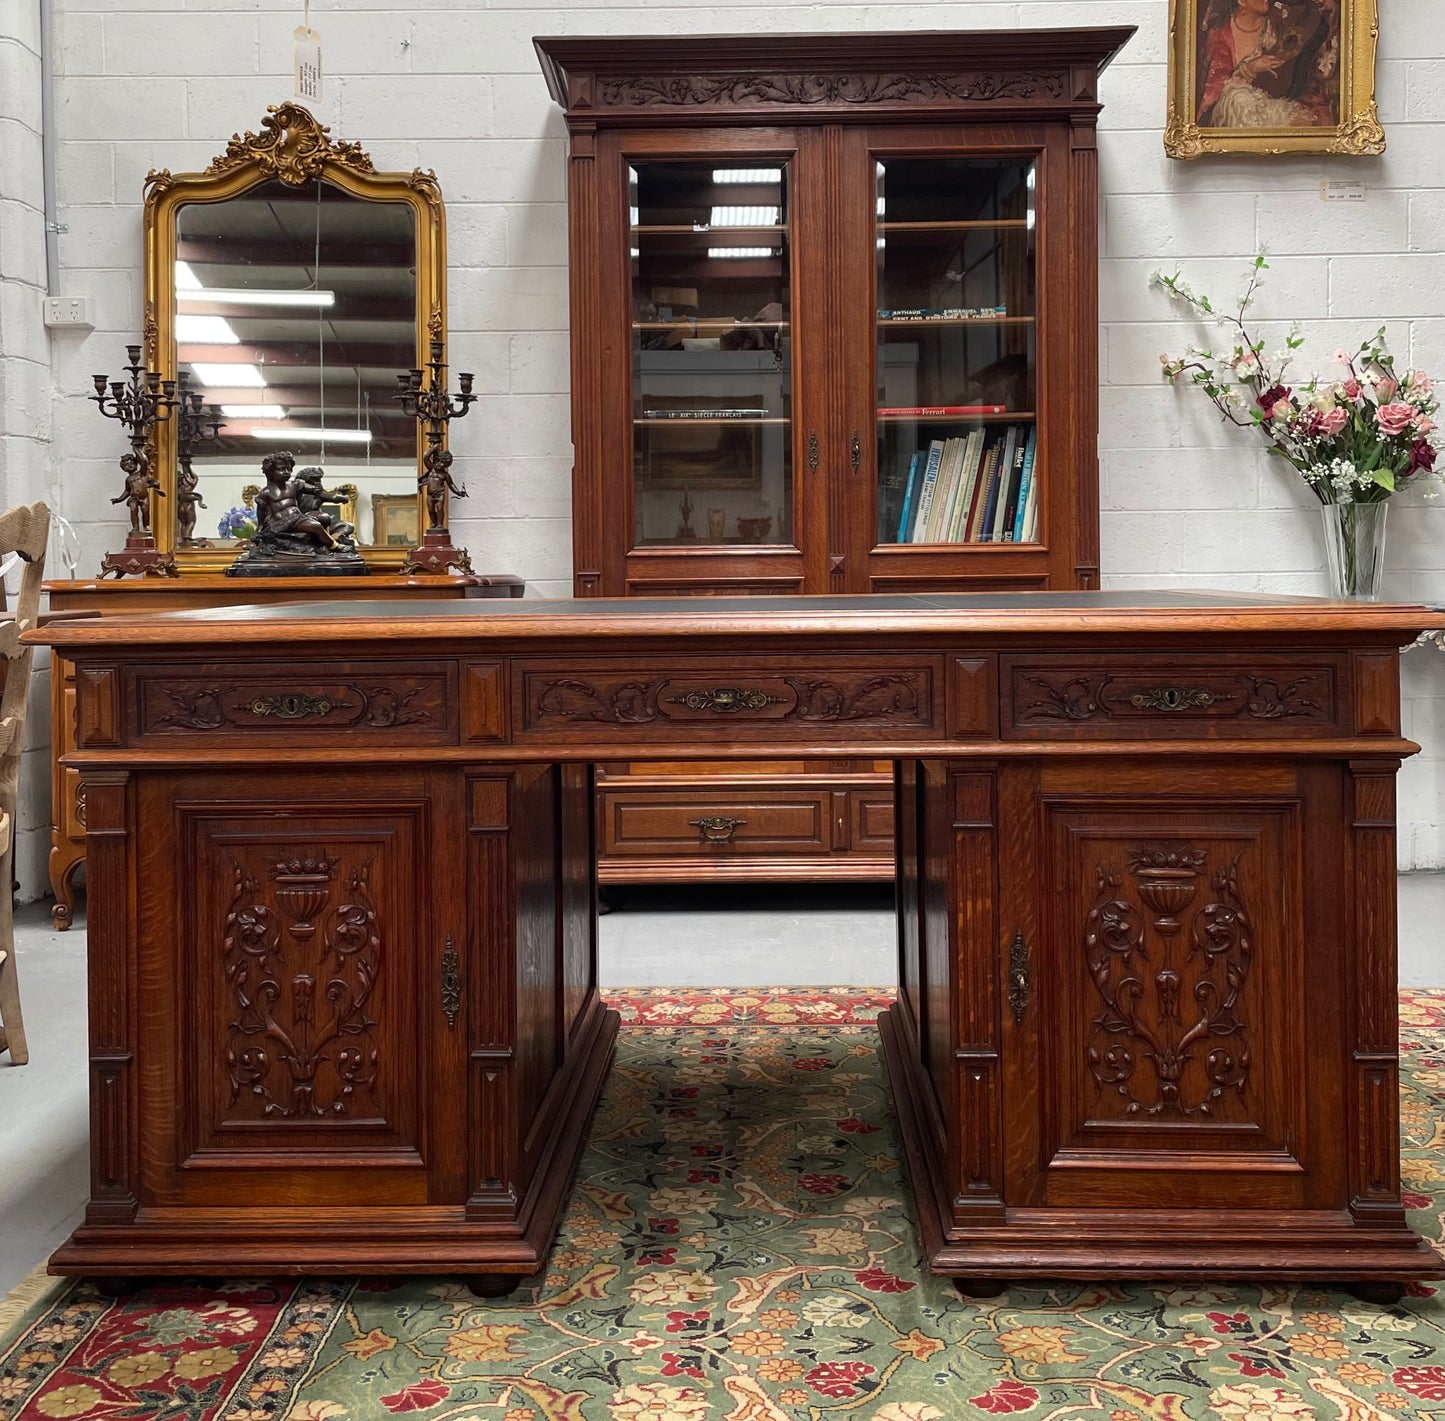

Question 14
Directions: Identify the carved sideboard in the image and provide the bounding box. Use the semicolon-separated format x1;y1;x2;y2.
32;591;1444;1295
42;574;521;928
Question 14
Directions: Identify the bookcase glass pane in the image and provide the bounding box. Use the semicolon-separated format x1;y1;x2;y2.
875;156;1038;547
629;161;793;549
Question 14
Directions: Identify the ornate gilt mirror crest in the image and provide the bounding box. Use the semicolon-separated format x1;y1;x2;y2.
142;103;445;571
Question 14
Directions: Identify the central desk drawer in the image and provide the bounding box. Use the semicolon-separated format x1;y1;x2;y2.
520;656;938;744
601;787;831;857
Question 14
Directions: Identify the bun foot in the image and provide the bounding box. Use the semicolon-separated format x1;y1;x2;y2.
1346;1281;1405;1305
93;1277;148;1298
466;1273;522;1299
953;1278;1007;1299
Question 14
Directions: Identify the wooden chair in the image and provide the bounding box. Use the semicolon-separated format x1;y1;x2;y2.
0;501;50;1065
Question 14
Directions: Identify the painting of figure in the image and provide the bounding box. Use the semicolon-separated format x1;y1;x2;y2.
1166;0;1381;157
1196;0;1339;127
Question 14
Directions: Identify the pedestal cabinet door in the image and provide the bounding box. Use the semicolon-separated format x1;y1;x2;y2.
1000;762;1327;1212
136;774;465;1207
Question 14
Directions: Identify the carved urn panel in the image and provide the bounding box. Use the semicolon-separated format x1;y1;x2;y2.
1033;798;1308;1209
170;804;431;1199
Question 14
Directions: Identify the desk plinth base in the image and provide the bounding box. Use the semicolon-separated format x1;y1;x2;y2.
878;1004;1442;1287
49;1007;619;1281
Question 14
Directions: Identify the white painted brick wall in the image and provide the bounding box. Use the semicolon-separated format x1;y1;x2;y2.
1;0;57;901
7;0;1445;897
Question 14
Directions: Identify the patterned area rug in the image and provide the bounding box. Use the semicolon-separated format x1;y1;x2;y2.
1;988;1441;1421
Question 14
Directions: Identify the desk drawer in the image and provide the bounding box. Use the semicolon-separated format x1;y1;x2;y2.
600;787;831;858
130;661;458;746
521;656;938;744
1001;654;1346;739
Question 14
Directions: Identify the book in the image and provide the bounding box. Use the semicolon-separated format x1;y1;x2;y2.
928;437;968;543
1021;449;1041;541
907;440;946;544
946;430;985;543
876;306;1009;321
966;441;1000;542
877;405;1008;417
1011;426;1038;542
895;450;922;543
638;408;769;419
999;428;1029;541
990;426;1021;543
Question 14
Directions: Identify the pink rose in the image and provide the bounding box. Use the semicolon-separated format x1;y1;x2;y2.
1377;402;1417;437
1408;371;1434;397
1343;378;1363;402
1416;415;1436;436
1317;407;1349;437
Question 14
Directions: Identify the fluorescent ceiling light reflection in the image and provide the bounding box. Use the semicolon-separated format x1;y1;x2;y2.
190;363;267;387
712;168;783;184
221;404;285;419
179;288;336;308
249;426;372;444
175;261;202;289
710;206;779;227
175;314;239;344
707;247;778;259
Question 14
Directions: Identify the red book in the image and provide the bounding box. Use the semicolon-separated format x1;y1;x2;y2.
877;405;1008;417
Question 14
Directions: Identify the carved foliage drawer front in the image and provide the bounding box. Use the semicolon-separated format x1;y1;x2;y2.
134;662;457;744
1002;655;1343;738
521;657;936;740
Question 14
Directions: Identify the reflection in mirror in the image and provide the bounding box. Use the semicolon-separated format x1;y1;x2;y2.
172;179;418;548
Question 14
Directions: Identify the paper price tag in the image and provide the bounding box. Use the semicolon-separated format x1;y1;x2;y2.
294;25;322;102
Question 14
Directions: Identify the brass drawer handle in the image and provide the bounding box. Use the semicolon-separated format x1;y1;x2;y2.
1129;687;1227;712
666;686;783;714
689;816;747;843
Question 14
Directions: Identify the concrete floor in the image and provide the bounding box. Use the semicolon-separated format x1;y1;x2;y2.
1;877;1440;1300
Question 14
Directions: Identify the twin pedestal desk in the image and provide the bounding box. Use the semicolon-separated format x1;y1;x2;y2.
32;592;1444;1297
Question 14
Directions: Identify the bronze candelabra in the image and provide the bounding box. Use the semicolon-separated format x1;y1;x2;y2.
174;374;223;547
395;338;476;575
91;344;180;577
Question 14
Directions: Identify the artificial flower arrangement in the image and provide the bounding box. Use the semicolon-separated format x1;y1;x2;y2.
1154;256;1440;506
217;505;257;541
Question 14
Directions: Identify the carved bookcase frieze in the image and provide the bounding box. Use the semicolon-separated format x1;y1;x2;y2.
594;69;1066;110
1084;843;1255;1121
222;854;383;1122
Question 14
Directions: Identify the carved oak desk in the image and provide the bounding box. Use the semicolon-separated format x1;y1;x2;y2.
32;592;1445;1294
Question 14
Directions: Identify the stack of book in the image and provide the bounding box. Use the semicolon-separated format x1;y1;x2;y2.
892;424;1038;544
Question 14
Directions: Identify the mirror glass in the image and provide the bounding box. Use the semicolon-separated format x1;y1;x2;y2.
172;178;420;550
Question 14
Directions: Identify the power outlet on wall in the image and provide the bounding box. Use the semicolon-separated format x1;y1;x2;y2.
43;296;95;330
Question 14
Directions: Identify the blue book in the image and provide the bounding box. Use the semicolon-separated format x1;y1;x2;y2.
895;450;923;543
1011;426;1038;542
908;440;946;543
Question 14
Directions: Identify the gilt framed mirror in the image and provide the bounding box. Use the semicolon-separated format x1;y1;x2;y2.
142;104;445;572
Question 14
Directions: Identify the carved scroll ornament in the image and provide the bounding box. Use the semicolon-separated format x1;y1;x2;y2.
205;102;376;186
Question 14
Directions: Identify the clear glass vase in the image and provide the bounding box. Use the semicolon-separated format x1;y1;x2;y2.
1321;501;1388;600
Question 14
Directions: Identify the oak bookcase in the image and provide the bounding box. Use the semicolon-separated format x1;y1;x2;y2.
537;27;1133;883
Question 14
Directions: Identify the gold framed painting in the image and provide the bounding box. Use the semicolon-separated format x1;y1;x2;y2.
371;493;420;547
1165;0;1384;158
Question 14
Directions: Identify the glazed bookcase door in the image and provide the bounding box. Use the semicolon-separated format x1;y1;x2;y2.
998;761;1328;1213
135;771;468;1208
838;125;1079;594
594;128;830;595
